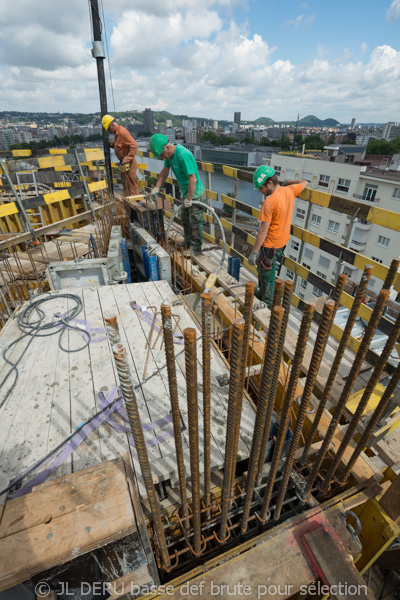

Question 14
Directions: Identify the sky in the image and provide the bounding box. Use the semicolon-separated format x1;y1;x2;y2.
0;0;399;123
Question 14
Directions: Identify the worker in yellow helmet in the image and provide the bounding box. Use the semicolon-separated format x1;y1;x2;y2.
102;114;138;197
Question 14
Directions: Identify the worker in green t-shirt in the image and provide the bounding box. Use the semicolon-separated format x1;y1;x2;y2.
150;134;205;255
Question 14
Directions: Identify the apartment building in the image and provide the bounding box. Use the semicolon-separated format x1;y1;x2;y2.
269;153;400;300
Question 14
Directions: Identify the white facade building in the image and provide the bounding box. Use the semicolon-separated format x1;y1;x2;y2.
269;153;400;300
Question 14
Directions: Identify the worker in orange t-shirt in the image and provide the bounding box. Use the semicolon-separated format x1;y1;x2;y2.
248;166;309;308
102;115;139;196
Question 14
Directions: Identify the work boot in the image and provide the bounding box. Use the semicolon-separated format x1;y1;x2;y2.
193;249;203;256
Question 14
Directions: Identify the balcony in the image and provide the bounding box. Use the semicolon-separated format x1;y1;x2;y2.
350;239;367;251
354;219;372;232
353;193;380;203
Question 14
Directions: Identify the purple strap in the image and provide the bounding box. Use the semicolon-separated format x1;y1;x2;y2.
11;387;175;498
56;314;108;344
130;302;184;344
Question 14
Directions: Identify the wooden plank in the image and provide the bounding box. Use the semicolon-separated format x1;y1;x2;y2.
0;487;135;591
303;526;375;600
0;460;127;537
379;475;400;522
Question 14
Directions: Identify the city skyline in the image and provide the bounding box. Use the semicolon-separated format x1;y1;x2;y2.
0;1;399;122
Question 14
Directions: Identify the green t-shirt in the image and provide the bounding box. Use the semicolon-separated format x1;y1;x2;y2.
164;145;204;199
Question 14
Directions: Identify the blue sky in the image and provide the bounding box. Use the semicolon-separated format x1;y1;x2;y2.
0;0;399;123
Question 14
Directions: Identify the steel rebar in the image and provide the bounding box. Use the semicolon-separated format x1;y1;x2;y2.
104;311;121;345
382;258;400;290
300;266;373;466
257;281;293;482
230;282;256;485
339;361;400;483
184;327;202;553
240;306;284;534
273;278;285;307
331;273;347;305
201;293;212;519
220;319;245;541
161;304;189;528
322;304;400;489
304;288;390;498
274;299;335;520
112;343;171;569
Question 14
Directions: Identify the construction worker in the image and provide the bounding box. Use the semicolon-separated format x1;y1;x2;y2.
102;114;138;197
149;134;205;255
248;166;309;309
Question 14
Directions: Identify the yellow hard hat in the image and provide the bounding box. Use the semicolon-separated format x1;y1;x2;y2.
102;114;115;131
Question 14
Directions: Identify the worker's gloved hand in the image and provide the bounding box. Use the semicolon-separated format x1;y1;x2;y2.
150;187;160;201
248;251;258;266
184;198;192;208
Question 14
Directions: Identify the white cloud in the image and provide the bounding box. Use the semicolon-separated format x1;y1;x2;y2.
361;42;368;53
285;12;316;29
387;0;400;20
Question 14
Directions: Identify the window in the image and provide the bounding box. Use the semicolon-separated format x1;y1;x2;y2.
369;277;376;289
289;254;297;261
312;286;323;297
337;178;350;193
274;166;282;176
344;154;355;163
296;208;306;220
298;292;305;299
311;214;321;226
363;183;378;202
304;247;314;261
371;256;383;264
317;271;327;280
377;235;390;247
327;220;340;233
291;240;300;252
318;174;330;188
393;188;400;199
318;255;330;270
300;279;307;289
286;169;295;180
302;262;311;270
286;268;294;281
302;171;312;182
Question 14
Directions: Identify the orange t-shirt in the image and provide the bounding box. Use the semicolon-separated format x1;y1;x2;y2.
259;184;303;249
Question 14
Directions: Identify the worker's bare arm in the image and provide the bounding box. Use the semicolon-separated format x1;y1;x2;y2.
155;166;170;190
186;174;197;202
284;179;309;191
252;221;271;254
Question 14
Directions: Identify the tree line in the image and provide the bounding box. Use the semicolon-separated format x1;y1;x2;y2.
10;133;103;151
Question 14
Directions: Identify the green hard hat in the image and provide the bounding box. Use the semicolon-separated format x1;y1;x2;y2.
253;165;275;189
150;134;168;158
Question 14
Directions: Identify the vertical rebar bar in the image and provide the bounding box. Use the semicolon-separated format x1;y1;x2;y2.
339;361;400;483
112;343;171;569
240;306;284;534
104;311;121;345
304;288;390;498
219;319;245;541
331;273;347;305
274;299;335;520
273;278;284;307
382;258;400;290
184;327;202;553
257;281;293;481
230;282;256;484
300;266;373;466
161;304;189;528
201;293;212;519
321;300;400;490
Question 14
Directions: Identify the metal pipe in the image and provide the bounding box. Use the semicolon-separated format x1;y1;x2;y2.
259;302;315;521
304;288;390;498
161;304;189;529
240;307;284;534
339;361;400;483
274;299;335;520
112;343;171;569
273;278;284;307
230;282;256;485
321;300;400;489
104;311;121;344
201;293;212;519
184;327;202;553
220;319;245;541
382;258;400;290
257;281;293;481
300;266;373;466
